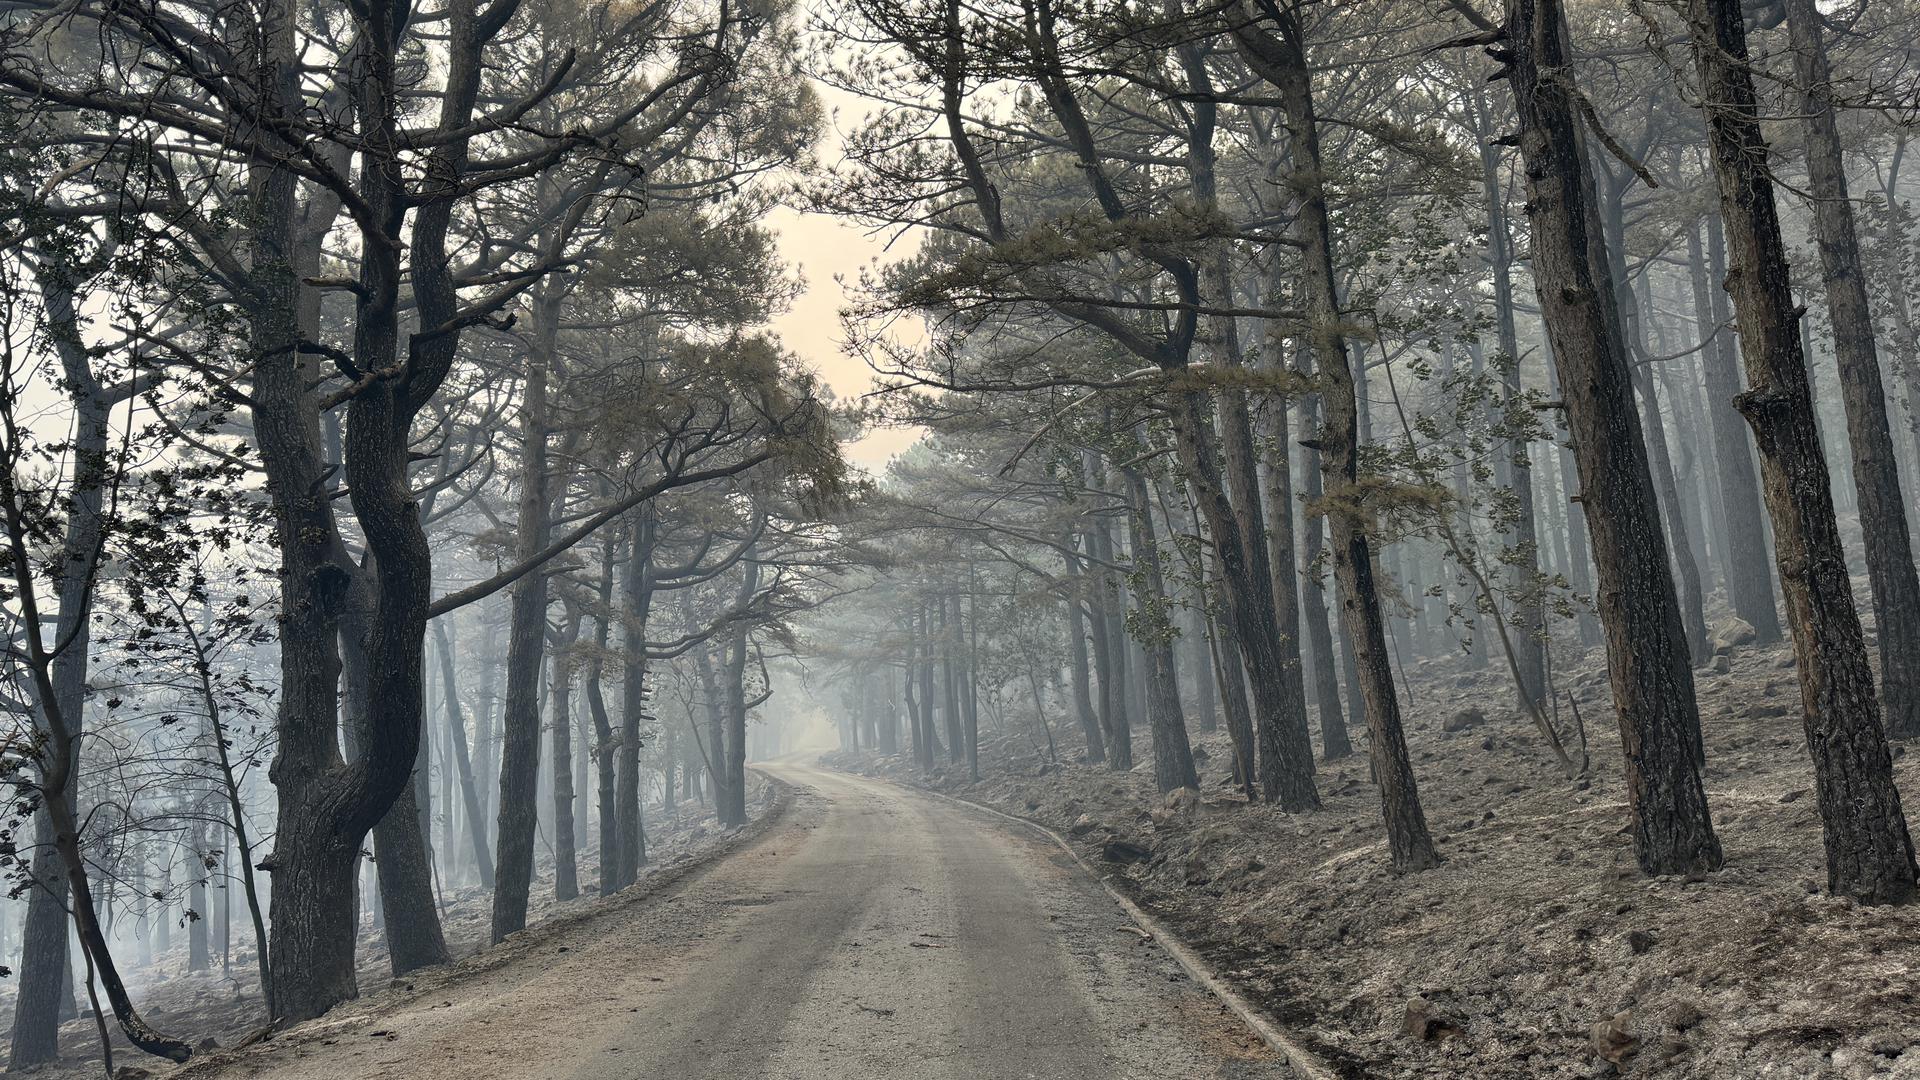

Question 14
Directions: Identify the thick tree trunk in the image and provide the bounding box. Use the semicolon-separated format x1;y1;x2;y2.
1502;0;1722;876
1686;0;1917;903
350;593;447;976
1784;0;1920;742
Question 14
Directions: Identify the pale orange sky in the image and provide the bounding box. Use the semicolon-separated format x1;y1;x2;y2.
768;80;922;472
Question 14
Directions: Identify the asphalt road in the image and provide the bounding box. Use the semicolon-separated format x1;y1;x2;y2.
196;763;1290;1080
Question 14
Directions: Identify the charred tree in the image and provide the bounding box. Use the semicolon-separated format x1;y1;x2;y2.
1496;0;1724;875
1684;0;1917;902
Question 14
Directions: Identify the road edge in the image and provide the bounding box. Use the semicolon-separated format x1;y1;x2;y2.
168;772;796;1078
876;774;1340;1080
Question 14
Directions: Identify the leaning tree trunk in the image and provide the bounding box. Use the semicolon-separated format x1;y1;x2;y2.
1501;0;1723;876
1784;0;1920;742
1244;4;1435;869
1685;0;1916;903
9;260;110;1069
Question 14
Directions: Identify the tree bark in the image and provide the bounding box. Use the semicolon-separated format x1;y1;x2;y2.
491;288;561;941
1501;0;1722;876
1784;0;1920;741
1246;4;1434;868
586;530;618;892
1685;0;1917;902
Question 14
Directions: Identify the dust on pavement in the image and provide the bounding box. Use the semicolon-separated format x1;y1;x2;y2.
180;763;1291;1080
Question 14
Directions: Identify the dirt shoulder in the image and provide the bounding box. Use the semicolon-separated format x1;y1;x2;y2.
826;639;1920;1080
11;777;787;1079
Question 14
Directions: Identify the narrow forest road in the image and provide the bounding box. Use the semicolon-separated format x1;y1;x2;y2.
188;762;1289;1080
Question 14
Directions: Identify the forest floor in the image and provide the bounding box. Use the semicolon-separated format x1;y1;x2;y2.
4;773;776;1078
824;630;1920;1080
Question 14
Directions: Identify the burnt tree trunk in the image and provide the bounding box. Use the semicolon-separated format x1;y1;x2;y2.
491;286;561;942
1501;0;1722;876
1784;0;1920;742
1243;3;1434;868
1686;0;1917;902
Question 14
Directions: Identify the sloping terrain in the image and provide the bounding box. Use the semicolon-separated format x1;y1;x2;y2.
830;637;1920;1079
